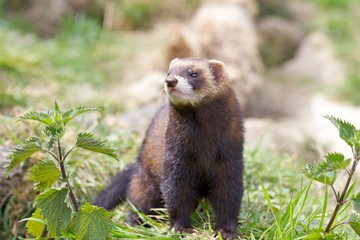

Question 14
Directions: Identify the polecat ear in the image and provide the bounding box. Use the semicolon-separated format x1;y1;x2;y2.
169;58;179;69
208;59;227;83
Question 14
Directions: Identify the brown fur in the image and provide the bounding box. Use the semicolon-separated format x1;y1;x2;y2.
94;58;244;240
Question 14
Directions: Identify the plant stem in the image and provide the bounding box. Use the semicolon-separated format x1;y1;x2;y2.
63;146;76;162
46;150;59;162
325;158;359;233
57;140;79;211
330;185;338;201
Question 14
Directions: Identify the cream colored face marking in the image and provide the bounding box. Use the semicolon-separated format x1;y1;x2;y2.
165;75;200;105
173;75;193;95
164;75;193;97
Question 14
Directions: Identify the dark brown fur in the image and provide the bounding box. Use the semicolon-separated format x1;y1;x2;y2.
94;58;244;239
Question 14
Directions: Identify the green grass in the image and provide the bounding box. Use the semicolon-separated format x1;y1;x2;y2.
76;140;356;239
0;15;142;111
5;107;328;239
69;132;357;239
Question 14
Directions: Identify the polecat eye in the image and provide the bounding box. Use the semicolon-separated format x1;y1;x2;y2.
190;72;198;78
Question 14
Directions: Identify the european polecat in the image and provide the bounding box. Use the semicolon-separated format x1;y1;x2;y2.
94;58;244;239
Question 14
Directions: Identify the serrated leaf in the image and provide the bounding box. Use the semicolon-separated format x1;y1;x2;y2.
349;212;360;236
353;193;360;213
355;131;360;153
302;163;337;185
28;160;61;191
25;208;46;238
324;115;357;147
54;100;60;112
303;229;322;240
35;188;72;237
303;230;341;240
61;228;77;239
74;203;113;240
19;111;52;125
324;152;351;170
44;124;65;141
75;132;119;160
62;106;98;125
46;137;57;150
323;233;343;240
6;137;42;174
51;108;63;124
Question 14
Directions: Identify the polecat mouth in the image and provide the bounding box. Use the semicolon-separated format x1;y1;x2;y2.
169;88;181;95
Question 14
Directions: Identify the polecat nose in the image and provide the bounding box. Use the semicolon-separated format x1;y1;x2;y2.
165;78;178;88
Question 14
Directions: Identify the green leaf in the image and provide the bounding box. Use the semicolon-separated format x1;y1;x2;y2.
61;228;77;239
25;208;46;238
323;152;351;170
349;212;360;236
50;107;64;124
28;160;61;191
302;163;337;185
6;137;42;174
46;137;57;150
302;152;351;185
44;124;65;141
62;106;98;125
303;230;341;240
323;233;344;240
19;111;52;125
54;99;60;112
324;115;357;147
74;203;113;240
35;187;72;237
75;132;119;160
356;131;360;153
353;193;360;213
43;108;65;148
303;230;322;240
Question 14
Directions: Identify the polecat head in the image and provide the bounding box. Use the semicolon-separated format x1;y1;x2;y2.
164;58;229;106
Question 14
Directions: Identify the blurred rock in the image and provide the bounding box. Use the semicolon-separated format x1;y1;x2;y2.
297;95;360;157
279;32;345;85
6;0;95;37
26;0;71;37
112;71;166;134
246;118;318;160
258;16;305;66
218;0;258;17
246;31;345;118
257;0;291;18
121;71;166;109
244;77;313;118
118;104;161;135
248;94;360;161
287;0;316;24
165;1;263;109
246;93;360;162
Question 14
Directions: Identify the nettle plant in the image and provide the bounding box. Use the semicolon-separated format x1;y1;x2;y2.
6;102;118;239
302;115;360;238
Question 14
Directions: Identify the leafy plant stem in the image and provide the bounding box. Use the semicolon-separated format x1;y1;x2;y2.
6;102;117;239
57;140;79;211
325;154;359;233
